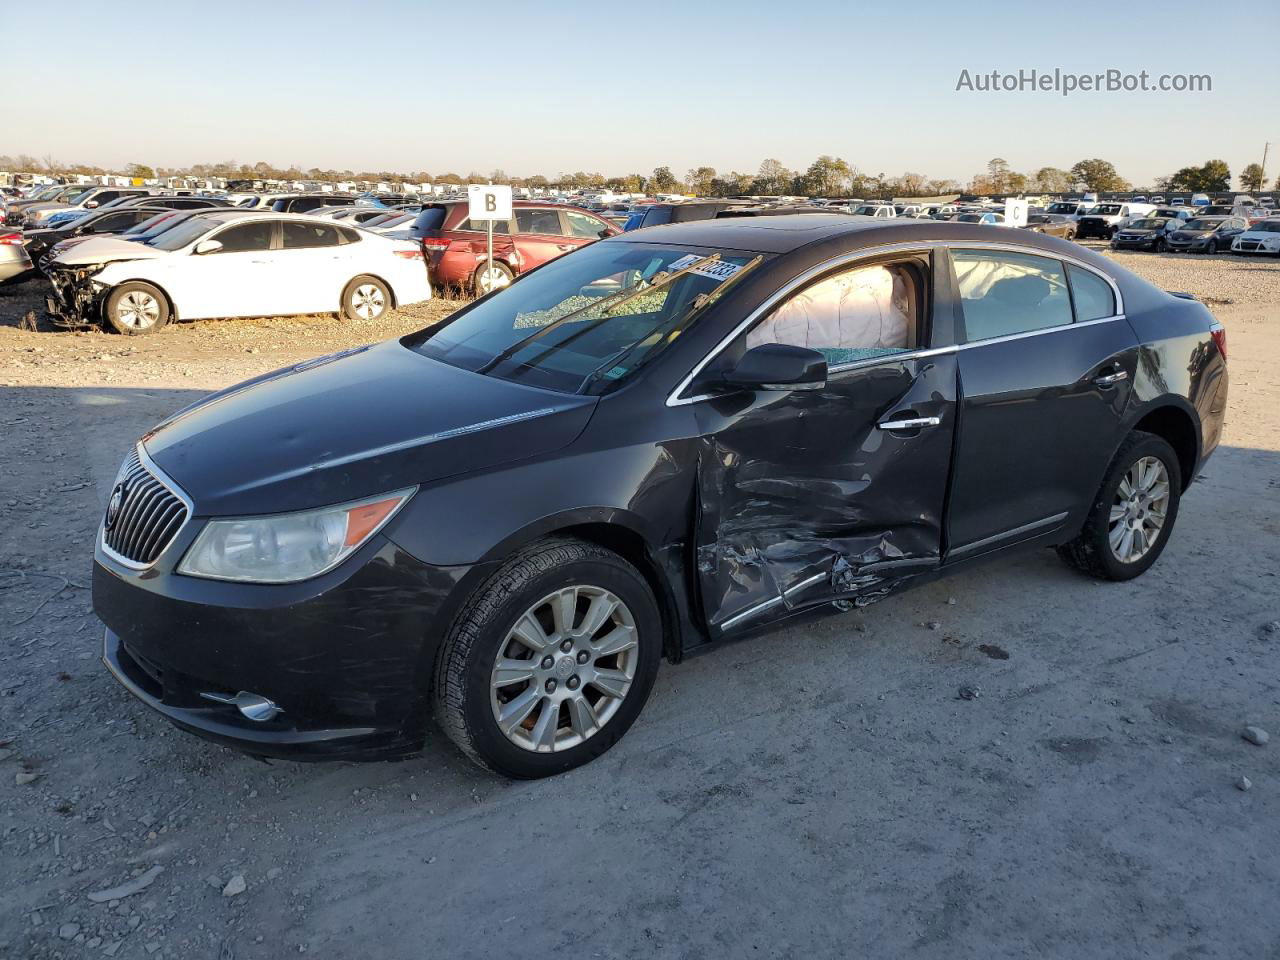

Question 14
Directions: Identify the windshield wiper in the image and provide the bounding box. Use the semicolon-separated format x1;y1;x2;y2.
475;252;725;377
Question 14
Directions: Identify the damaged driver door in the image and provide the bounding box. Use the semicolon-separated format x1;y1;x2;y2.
687;252;958;637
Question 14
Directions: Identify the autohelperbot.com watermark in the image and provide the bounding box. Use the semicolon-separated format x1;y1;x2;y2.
955;68;1212;96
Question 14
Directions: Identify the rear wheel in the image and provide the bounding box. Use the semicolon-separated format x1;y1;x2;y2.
1057;431;1181;581
434;538;662;778
104;282;169;335
341;276;391;321
473;261;513;295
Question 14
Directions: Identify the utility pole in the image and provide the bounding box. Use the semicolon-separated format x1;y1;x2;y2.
1261;142;1270;192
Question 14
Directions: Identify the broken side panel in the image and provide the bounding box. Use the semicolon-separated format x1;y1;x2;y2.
692;354;958;636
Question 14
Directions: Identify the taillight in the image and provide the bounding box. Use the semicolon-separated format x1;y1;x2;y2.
1210;324;1227;360
421;237;451;253
393;249;423;260
0;232;22;245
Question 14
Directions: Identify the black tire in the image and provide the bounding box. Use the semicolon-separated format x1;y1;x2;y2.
434;538;662;778
1154;237;1166;253
472;260;514;295
1057;431;1182;581
104;282;170;335
1065;228;1077;241
340;275;391;322
1205;240;1218;255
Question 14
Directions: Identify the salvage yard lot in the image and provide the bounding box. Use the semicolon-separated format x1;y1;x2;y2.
1;248;1278;959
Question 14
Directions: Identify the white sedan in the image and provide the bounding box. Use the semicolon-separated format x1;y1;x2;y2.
1230;218;1280;256
45;211;431;334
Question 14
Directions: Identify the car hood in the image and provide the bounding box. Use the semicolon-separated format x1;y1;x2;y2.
143;340;598;515
1170;229;1210;239
49;237;168;267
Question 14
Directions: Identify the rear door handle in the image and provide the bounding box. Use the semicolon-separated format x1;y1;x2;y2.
1094;369;1129;387
556;244;575;251
877;416;941;431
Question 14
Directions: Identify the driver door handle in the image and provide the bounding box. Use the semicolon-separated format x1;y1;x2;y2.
1094;369;1129;387
877;416;941;431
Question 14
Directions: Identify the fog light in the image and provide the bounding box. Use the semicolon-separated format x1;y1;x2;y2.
200;690;283;722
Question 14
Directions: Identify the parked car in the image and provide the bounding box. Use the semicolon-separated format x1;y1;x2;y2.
1076;202;1156;239
110;195;233;211
1230;218;1280;255
956;212;1007;226
271;195;356;214
852;204;896;218
44;211;431;333
21;187;160;227
22;206;175;265
1110;217;1180;251
416;200;618;293
4;183;86;224
1022;213;1077;239
1164;216;1248;254
91;216;1227;776
1044;201;1094;221
0;229;34;284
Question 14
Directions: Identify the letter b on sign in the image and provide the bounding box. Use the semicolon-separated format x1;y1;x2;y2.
468;184;512;222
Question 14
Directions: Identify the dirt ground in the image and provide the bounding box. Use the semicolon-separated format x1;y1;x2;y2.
1;247;1278;960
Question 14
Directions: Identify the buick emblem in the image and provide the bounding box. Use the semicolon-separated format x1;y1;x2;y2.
105;484;125;530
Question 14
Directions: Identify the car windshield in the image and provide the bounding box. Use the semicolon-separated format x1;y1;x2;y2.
1093;204;1122;215
1184;218;1223;230
124;211;190;237
1129;219;1167;229
1251;220;1280;232
65;189;96;205
957;214;985;222
408;242;764;394
144;215;220;250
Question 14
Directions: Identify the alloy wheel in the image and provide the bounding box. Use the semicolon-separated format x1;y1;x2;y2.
1109;456;1171;563
476;266;510;294
489;585;639;753
351;283;386;320
118;291;161;330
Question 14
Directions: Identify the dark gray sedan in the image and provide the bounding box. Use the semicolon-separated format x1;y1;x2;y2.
93;216;1228;777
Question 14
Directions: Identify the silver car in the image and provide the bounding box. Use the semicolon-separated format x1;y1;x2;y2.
0;230;35;284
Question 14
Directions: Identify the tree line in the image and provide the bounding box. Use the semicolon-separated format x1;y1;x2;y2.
2;152;1273;198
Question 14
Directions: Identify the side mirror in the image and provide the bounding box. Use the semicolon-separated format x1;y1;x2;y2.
193;239;223;255
720;343;828;393
84;200;99;209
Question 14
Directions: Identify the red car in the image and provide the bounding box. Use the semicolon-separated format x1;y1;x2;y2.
414;201;619;293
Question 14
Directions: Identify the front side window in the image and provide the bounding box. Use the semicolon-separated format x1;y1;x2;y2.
282;221;339;248
565;211;607;238
213;221;274;253
953;249;1073;341
745;262;919;366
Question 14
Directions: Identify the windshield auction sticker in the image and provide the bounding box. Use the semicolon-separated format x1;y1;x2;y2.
668;255;742;282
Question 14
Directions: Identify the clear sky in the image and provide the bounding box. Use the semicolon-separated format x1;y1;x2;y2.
16;0;1279;186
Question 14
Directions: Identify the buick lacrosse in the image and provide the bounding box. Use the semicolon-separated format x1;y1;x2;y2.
94;216;1228;778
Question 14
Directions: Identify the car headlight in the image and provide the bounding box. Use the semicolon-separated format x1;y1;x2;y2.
177;487;415;583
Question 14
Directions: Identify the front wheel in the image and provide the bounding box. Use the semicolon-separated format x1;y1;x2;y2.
1057;431;1181;581
104;282;169;335
434;539;662;778
1205;240;1218;255
1153;237;1166;253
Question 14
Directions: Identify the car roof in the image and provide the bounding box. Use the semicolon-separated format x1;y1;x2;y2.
608;214;1103;256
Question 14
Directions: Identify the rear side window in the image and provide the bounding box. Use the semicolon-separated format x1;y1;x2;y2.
282;221;340;248
953;249;1073;341
565;211;607;239
213;221;275;253
516;208;564;235
1067;266;1115;321
460;218;510;235
412;207;447;234
337;226;361;243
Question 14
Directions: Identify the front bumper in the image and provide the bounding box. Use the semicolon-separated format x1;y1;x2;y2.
1111;236;1159;249
93;536;485;761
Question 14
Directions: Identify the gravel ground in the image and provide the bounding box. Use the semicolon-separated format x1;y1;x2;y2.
0;250;1277;959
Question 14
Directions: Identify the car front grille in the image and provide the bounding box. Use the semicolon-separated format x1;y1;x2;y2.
102;446;189;566
1236;240;1263;251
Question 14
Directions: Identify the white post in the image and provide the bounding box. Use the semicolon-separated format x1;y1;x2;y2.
486;220;494;292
